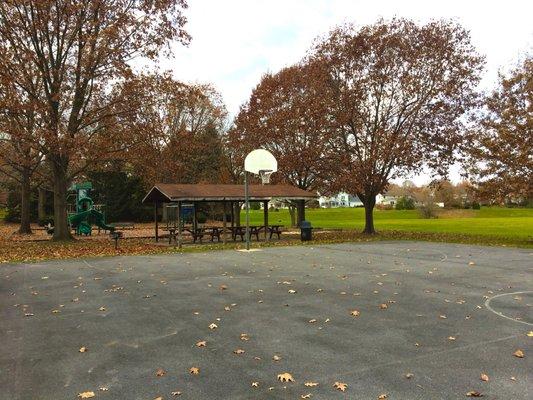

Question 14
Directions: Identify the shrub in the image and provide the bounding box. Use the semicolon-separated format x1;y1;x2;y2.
417;202;438;218
472;202;481;210
395;196;415;210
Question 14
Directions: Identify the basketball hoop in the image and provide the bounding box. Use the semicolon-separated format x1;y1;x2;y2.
243;149;278;250
259;169;273;185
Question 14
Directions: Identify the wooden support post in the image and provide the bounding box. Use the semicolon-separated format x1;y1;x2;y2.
223;201;227;244
263;200;269;241
230;201;235;228
193;202;198;231
154;202;159;242
177;202;182;249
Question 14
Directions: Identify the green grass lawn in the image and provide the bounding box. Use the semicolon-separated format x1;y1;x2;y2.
245;207;533;242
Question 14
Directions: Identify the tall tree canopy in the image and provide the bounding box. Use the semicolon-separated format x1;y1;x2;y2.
229;64;335;225
468;57;532;203
0;0;190;239
308;19;484;233
121;74;227;186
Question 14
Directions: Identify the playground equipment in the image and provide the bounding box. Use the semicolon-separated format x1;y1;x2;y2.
68;182;114;235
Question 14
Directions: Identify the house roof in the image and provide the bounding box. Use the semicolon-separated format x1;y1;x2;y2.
142;183;317;204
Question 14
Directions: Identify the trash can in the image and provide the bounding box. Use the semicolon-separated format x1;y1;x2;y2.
300;220;312;241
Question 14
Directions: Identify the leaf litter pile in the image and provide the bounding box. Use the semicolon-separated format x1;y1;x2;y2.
3;244;531;399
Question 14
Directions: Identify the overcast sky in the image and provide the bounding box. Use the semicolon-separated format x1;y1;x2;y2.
161;0;532;184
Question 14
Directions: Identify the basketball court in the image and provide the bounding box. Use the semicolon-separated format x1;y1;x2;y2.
1;242;531;399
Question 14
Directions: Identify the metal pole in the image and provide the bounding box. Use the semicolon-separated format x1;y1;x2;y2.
245;171;250;250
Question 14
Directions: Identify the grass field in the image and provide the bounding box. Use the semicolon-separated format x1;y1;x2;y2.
245;206;533;242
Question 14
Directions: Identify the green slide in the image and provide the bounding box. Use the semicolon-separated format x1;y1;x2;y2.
68;209;115;235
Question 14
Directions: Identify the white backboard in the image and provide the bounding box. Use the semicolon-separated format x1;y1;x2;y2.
244;149;277;175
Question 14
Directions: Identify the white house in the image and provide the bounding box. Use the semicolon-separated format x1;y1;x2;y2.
319;192;363;208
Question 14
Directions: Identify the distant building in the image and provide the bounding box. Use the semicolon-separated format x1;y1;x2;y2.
376;194;399;206
319;193;363;208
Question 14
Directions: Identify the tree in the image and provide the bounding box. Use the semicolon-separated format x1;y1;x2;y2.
0;0;190;240
308;19;484;233
0;78;44;233
122;74;227;186
468;57;532;203
229;64;335;226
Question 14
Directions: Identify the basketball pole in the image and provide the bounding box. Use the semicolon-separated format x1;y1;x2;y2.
244;171;250;250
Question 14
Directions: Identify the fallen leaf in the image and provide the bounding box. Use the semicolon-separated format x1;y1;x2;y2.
153;397;163;400
405;373;414;379
189;367;200;375
378;395;388;399
273;355;281;361
350;310;360;317
301;394;312;399
513;349;524;358
78;392;95;399
448;336;456;341
305;382;319;387
156;368;166;377
466;391;483;397
288;289;297;294
233;349;245;355
196;341;206;347
480;373;489;382
527;331;533;337
220;284;228;290
251;382;259;387
24;313;34;317
98;306;106;311
209;323;218;330
171;391;182;396
439;315;447;319
52;309;60;314
79;346;88;353
308;319;317;323
333;382;347;392
277;372;294;382
379;303;388;310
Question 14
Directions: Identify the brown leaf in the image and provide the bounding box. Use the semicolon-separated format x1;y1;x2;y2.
208;323;218;330
405;373;414;379
305;382;319;387
233;349;245;355
378;395;388;399
301;394;312;399
466;391;483;397
480;373;489;382
171;392;182;396
277;372;294;382
79;346;88;353
78;392;95;399
350;310;360;317
379;303;388;310
513;349;524;358
273;355;281;361
251;382;259;387
156;368;166;377
196;340;206;347
333;382;347;392
98;306;106;311
189;367;200;375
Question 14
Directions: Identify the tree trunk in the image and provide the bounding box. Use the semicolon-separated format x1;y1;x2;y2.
51;160;72;241
18;171;32;234
38;187;46;222
288;203;297;227
362;194;376;234
296;200;306;227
